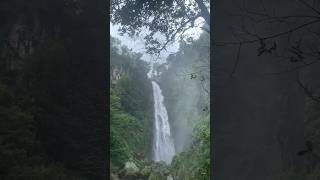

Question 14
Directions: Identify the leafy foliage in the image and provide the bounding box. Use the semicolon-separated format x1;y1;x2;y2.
148;32;210;179
171;116;210;180
6;164;88;180
0;85;34;178
110;37;153;170
0;84;87;180
158;32;210;152
110;89;143;167
111;0;210;54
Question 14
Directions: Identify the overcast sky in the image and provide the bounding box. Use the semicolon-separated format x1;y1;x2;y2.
110;16;206;64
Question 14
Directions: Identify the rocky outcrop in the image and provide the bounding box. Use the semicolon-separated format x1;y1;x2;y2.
111;173;120;180
0;13;59;72
166;175;173;180
113;161;174;180
111;66;125;84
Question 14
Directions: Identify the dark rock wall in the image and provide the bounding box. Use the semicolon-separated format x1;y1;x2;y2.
0;0;108;179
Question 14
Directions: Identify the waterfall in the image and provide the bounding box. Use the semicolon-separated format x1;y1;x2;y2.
151;81;175;164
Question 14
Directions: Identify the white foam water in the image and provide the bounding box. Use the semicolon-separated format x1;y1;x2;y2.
151;81;175;164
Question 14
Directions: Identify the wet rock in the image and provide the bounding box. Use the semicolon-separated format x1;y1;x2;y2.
118;161;140;178
111;173;120;180
166;175;173;180
141;166;152;176
125;162;139;174
146;161;172;180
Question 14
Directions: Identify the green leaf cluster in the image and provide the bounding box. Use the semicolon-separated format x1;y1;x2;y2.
110;37;153;171
171;116;210;180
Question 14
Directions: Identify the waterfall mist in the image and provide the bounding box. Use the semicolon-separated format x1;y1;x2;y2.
157;34;210;153
162;71;208;153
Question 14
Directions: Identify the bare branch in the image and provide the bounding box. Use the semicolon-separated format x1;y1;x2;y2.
157;14;201;53
195;0;210;25
297;73;320;103
230;43;242;77
264;60;320;76
215;19;320;46
298;0;320;16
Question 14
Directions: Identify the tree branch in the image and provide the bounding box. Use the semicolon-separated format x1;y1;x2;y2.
158;14;201;52
297;73;320;103
298;0;320;16
195;0;210;26
230;43;242;77
215;19;320;46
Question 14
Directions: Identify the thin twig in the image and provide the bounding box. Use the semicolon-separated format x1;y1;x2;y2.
297;72;320;103
215;19;320;46
298;0;320;16
230;43;242;76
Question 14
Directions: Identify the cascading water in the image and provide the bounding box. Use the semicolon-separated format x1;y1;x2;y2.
151;81;175;164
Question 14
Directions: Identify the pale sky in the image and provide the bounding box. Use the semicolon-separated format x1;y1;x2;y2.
110;17;206;64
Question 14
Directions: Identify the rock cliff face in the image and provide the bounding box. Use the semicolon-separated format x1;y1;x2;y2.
0;1;108;179
1;13;60;73
111;66;126;84
1;18;31;75
0;0;89;74
0;11;63;89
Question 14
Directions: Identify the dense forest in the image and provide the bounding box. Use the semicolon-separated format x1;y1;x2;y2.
110;36;154;179
0;0;107;179
110;31;210;179
109;0;211;179
110;36;153;168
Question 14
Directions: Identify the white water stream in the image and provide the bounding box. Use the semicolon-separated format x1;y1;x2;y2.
151;81;175;164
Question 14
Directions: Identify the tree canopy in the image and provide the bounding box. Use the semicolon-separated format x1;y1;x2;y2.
111;0;210;54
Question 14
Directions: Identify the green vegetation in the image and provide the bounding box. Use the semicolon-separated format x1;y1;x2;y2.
0;84;87;180
110;37;153;171
111;0;210;54
110;89;146;167
110;90;132;167
157;32;210;180
110;34;210;179
171;116;210;180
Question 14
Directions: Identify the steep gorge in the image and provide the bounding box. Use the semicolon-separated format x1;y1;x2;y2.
110;32;210;180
